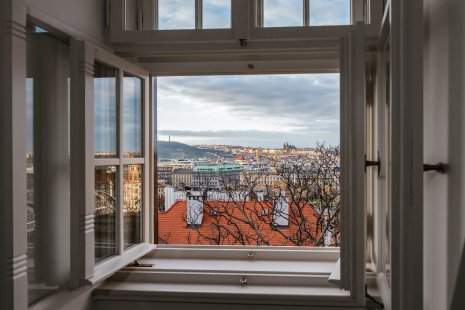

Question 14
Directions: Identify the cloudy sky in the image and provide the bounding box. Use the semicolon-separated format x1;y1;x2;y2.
157;74;340;148
158;0;350;30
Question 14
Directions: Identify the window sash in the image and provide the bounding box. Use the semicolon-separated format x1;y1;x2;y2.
109;0;374;44
94;55;150;259
70;41;153;286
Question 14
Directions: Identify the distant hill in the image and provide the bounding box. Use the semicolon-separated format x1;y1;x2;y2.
157;141;229;160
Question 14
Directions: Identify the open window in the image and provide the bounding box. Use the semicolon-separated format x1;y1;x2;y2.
69;42;155;285
94;23;369;307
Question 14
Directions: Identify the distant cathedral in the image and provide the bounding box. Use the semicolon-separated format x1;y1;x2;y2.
283;141;296;151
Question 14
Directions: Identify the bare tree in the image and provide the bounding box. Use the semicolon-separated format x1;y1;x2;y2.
170;143;340;247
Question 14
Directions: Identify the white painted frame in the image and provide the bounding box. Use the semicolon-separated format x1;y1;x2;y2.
87;45;156;284
371;6;392;309
389;0;423;309
108;0;378;44
0;1;28;310
136;22;367;306
339;22;366;304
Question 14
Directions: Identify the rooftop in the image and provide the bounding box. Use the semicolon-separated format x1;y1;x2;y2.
193;163;242;173
158;200;319;246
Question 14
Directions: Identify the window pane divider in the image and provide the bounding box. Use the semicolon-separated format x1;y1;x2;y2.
303;0;310;26
121;158;145;165
195;0;202;29
94;158;120;166
153;0;159;30
117;68;125;255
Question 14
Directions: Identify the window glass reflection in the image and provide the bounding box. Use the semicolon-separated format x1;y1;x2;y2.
158;0;196;30
94;62;118;158
123;165;143;248
203;0;231;29
95;166;118;261
123;74;143;158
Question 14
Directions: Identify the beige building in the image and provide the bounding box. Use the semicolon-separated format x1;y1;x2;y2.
171;168;193;188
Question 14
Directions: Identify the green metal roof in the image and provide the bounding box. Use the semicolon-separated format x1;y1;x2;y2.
193;164;242;173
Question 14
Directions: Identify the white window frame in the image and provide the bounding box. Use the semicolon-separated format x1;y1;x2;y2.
108;0;379;44
112;22;367;307
70;41;156;286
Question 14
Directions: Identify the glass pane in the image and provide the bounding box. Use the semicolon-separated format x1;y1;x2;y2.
123;74;143;158
158;0;195;30
95;166;118;262
264;0;303;27
203;0;231;29
123;165;143;248
310;0;351;26
26;27;71;304
94;62;118;158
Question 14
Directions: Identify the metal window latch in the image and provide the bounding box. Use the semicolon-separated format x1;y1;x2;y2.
247;252;255;259
126;260;154;268
365;152;381;176
423;163;446;173
239;38;248;47
240;276;248;286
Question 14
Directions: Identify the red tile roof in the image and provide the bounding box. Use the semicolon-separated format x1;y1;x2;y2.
158;200;319;246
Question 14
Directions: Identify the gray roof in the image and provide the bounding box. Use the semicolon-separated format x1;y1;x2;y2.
172;168;193;175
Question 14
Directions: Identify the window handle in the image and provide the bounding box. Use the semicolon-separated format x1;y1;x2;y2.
365;152;381;176
423;163;446;173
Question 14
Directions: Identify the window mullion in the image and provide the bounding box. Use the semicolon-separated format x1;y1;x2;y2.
303;0;310;26
255;0;264;28
154;0;159;30
195;0;203;29
117;68;125;255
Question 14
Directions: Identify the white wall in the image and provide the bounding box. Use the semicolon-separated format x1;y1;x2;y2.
423;0;465;308
20;0;106;45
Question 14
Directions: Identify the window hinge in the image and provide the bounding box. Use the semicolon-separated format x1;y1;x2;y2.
365;151;381;176
423;163;446;173
127;260;154;268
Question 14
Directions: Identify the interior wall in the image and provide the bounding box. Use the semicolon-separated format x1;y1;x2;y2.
19;0;106;45
423;0;465;309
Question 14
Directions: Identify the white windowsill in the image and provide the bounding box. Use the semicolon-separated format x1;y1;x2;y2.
94;245;354;306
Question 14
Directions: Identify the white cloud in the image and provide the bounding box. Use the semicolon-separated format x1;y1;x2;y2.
157;74;340;148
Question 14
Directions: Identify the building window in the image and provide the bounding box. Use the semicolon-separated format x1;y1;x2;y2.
156;0;232;30
261;0;351;27
93;60;147;263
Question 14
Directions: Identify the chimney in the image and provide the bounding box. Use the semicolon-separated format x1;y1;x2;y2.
273;195;289;227
187;191;204;226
